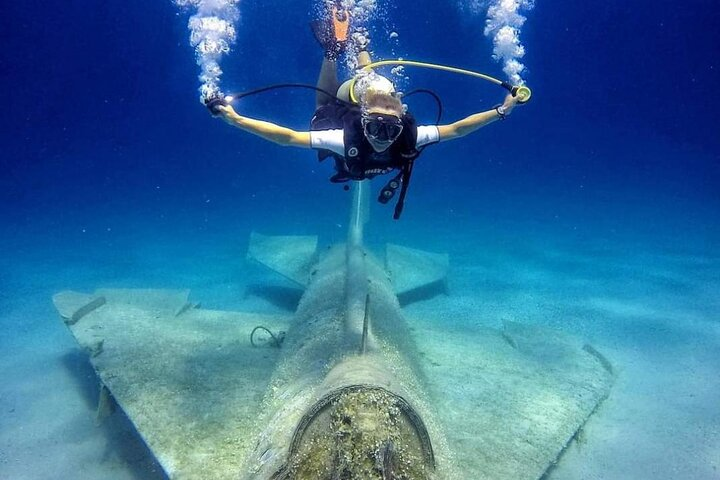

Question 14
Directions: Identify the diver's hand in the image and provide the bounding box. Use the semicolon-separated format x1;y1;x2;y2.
214;104;236;119
219;104;236;116
205;95;230;116
501;93;521;115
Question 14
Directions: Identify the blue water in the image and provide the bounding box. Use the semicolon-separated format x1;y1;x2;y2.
1;0;719;478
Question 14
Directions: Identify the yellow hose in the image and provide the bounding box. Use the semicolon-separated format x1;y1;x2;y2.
350;59;532;104
362;60;505;85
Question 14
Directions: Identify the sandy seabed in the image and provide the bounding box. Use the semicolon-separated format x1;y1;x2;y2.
1;214;718;480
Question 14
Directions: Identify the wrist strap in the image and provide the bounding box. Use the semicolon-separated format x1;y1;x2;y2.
494;105;507;120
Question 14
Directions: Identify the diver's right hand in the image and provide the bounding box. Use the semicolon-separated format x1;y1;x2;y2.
205;95;230;116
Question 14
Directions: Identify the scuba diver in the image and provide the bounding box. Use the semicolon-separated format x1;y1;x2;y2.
206;4;525;219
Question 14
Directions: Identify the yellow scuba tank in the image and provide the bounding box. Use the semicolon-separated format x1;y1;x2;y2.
336;72;397;104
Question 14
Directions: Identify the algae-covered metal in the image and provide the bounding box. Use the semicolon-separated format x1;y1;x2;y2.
53;182;613;479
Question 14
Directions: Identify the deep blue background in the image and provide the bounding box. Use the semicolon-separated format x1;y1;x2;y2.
1;0;718;241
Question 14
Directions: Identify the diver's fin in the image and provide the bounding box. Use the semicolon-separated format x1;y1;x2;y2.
247;231;319;287
331;6;350;42
385;244;448;302
310;5;350;60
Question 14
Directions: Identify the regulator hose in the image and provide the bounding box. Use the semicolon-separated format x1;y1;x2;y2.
250;326;285;348
226;83;355;107
224;84;444;123
353;59;532;105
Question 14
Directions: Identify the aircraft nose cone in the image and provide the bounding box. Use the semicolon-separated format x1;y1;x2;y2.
281;386;435;479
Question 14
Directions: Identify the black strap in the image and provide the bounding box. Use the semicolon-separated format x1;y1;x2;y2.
393;158;414;220
392;141;431;220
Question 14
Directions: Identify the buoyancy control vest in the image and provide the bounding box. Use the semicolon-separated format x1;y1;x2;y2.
311;103;422;183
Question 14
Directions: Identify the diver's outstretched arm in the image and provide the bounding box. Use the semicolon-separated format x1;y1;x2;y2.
437;93;521;142
215;105;311;148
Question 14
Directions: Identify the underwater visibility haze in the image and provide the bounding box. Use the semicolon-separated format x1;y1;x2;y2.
1;0;719;478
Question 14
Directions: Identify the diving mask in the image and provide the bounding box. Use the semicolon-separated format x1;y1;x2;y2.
362;113;404;143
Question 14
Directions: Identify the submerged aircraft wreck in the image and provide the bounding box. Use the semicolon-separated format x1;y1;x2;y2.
54;182;613;479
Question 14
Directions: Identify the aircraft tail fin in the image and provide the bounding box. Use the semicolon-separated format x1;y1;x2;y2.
247;231;319;287
385;244;448;302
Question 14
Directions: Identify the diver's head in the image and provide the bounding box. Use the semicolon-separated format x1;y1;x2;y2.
361;91;405;152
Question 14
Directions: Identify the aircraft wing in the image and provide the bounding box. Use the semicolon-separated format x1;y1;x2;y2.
411;316;613;479
53;289;291;479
